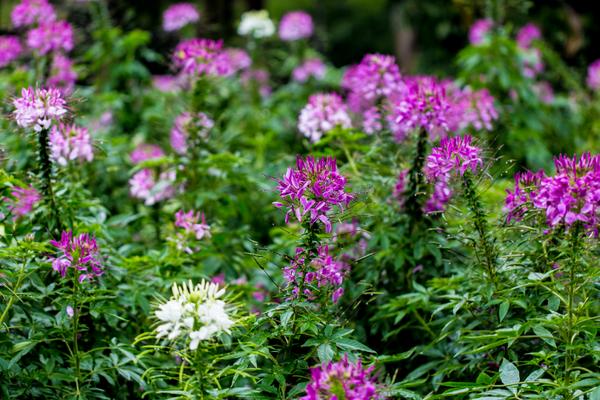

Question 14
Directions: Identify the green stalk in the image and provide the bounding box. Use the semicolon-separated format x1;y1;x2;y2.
404;128;428;221
72;274;82;397
0;260;28;329
38;127;61;231
564;224;582;390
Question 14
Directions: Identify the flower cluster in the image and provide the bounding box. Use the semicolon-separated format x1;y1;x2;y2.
274;156;353;233
153;75;180;92
283;245;349;303
129;169;176;206
173;38;229;77
0;36;22;68
298;93;352;142
11;0;55;28
240;68;271;97
155;280;234;350
163;3;200;32
49;231;104;283
130;143;165;164
516;23;542;49
303;355;383;400
26;20;74;55
392;169;409;207
170;111;214;155
452;87;499;131
13;87;67;131
587;59;600;91
516;23;543;78
333;220;370;262
222;48;251;75
48;54;77;95
504;170;545;222
237;10;275;38
292;58;326;83
469;18;493;45
173;209;211;254
5;185;41;219
49;123;94;166
278;11;314;41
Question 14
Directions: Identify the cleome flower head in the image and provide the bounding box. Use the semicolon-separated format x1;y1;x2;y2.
278;11;314;41
130;143;165;164
162;3;200;32
129;169;176;206
292;58;326;83
172;209;211;254
298;93;352;142
504;170;545;223
173;38;229;77
49;123;94;166
11;0;56;28
587;59;600;91
237;10;275;38
0;36;23;68
274;156;354;233
345;54;403;104
424;135;483;182
49;231;104;283
26;20;74;55
170;111;214;155
469;18;494;45
48;54;77;95
13;87;67;132
5;185;41;219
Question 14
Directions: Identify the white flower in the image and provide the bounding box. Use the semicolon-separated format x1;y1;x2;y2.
238;10;275;38
155;299;193;340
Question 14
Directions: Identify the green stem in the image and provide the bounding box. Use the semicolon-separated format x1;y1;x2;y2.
38;128;61;231
72;275;81;397
404;128;428;221
564;224;581;389
0;260;28;329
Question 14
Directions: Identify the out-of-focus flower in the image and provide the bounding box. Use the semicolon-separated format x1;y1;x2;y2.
221;48;251;75
533;81;554;104
278;11;313;41
424;179;453;214
49;123;93;166
13;87;67;131
516;23;544;78
163;3;200;32
516;23;541;49
48;54;77;95
5;185;41;219
49;230;104;283
238;10;275;38
170;111;214;155
393;169;409;207
153;75;180;92
26;20;74;55
0;36;23;68
130;144;165;164
454;87;499;131
469;19;493;45
241;68;271;97
274;156;353;233
344;54;403;105
173;209;211;254
11;0;56;28
586;59;600;91
129;169;176;206
298;93;352;142
66;305;74;318
292;58;326;83
173;38;229;77
302;355;383;400
333;220;370;262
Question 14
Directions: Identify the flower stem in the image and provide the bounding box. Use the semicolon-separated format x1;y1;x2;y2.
38;127;60;231
405;128;428;221
0;260;28;330
564;224;582;389
72;276;82;397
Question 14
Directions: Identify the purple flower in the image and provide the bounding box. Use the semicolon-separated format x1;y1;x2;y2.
5;185;41;219
240;68;271;97
11;0;56;28
469;18;494;45
173;38;229;77
393;169;409;207
221;48;251;75
274;156;354;233
66;305;74;318
302;355;384;400
516;23;542;49
26;20;74;55
504;170;545;222
130;144;165;164
298;93;352;142
533;81;555;104
13;87;67;131
586;59;600;91
424;179;453;214
173;209;211;253
452;87;499;131
49;231;104;283
48;54;77;95
516;23;544;78
424;135;483;182
333;220;370;262
345;54;403;105
49;123;94;166
163;3;200;32
153;75;180;92
0;36;23;68
292;58;326;83
278;11;314;41
361;107;383;135
170;112;214;155
129;169;176;206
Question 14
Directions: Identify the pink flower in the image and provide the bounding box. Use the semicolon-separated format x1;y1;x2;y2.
469;19;493;45
424;135;483;182
173;38;229;77
49;231;104;283
49;123;93;166
452;87;499;131
170;112;214;155
11;0;56;28
130;144;165;164
12;87;67;131
48;54;77;95
129;169;176;206
393;169;409;207
66;305;74;318
292;58;326;83
5;185;41;219
533;81;554;104
153;75;180;92
240;68;271;97
163;3;200;32
344;54;403;105
274;156;353;233
278;11;314;41
303;355;383;400
504;170;545;222
173;209;211;253
516;23;541;49
424;179;453;214
586;59;600;91
298;93;352;142
0;36;23;68
222;48;251;75
26;20;74;55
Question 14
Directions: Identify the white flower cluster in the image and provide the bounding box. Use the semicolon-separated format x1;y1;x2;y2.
155;280;234;350
237;10;275;38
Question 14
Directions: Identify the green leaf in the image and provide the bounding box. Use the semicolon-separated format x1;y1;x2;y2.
499;359;519;393
333;338;375;353
499;301;509;322
532;325;556;348
317;344;334;363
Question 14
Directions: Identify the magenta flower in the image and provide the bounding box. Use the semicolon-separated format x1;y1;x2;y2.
163;3;200;32
0;36;23;68
469;18;493;45
153;75;180;92
11;0;56;28
170;112;214;155
222;48;251;75
49;123;94;166
392;169;409;207
344;54;403;105
303;355;383;400
12;87;67;131
49;231;104;283
453;87;499;131
516;23;542;49
298;93;352;142
504;170;545;222
173;38;229;77
586;59;600;91
48;54;77;95
173;209;211;253
5;185;41;219
424;135;483;182
274;156;353;233
424;179;453;214
240;68;272;97
129;169;176;206
130;144;165;164
278;11;314;41
361;107;383;135
292;58;326;83
333;220;370;262
533;81;555;104
26;20;74;55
